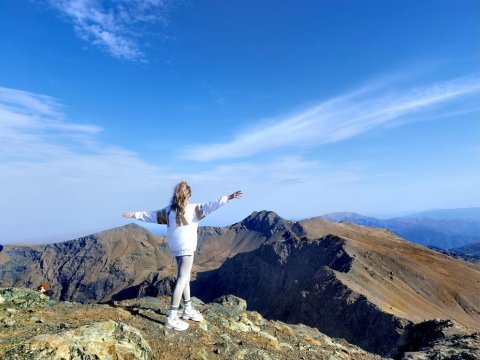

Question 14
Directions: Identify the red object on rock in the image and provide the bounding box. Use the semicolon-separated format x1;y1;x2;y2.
38;282;49;292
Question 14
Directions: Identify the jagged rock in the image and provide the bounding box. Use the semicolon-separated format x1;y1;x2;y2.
29;316;43;323
1;288;382;360
4;320;152;360
402;332;480;359
0;288;51;308
112;273;177;301
3;318;16;327
397;319;480;359
214;294;247;313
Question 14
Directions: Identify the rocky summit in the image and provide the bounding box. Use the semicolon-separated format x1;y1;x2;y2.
0;287;382;360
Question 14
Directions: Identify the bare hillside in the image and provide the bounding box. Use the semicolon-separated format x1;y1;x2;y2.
299;217;480;330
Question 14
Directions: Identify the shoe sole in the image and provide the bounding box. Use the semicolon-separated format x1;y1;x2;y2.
181;315;204;322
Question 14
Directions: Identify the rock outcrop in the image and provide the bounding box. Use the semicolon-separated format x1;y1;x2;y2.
0;287;382;360
399;319;480;359
5;320;152;360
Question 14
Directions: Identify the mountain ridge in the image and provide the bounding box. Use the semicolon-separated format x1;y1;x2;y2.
406;207;480;220
321;209;480;249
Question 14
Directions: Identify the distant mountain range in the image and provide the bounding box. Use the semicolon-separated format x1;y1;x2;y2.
408;208;480;220
321;208;480;250
427;242;480;263
1;210;480;358
452;241;480;255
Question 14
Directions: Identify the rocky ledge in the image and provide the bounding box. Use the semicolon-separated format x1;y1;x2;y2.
1;287;382;360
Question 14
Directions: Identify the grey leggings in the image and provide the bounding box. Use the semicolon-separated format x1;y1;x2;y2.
170;255;194;308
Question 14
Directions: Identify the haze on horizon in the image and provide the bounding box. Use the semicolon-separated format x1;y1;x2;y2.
0;1;479;244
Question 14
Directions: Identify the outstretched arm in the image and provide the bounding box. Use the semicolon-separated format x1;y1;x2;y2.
122;209;168;224
195;190;243;220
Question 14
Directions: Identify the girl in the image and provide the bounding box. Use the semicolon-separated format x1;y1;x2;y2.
122;181;242;331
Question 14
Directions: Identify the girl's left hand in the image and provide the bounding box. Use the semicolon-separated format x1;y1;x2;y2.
228;191;243;200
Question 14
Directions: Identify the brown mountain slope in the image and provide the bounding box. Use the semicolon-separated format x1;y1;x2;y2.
299;217;480;330
0;224;174;302
0;212;289;303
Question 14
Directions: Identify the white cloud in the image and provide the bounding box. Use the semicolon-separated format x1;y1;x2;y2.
46;0;172;61
179;156;364;189
183;75;480;161
0;86;103;160
0;86;176;243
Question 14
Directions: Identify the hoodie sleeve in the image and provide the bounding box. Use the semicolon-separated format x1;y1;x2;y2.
133;208;169;224
194;195;229;221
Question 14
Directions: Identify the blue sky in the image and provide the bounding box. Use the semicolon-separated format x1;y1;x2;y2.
1;0;479;243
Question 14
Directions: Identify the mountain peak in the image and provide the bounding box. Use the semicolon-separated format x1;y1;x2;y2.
322;212;378;223
240;210;287;232
244;210;282;222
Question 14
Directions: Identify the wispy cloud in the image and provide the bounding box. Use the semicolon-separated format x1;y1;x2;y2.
0;85;173;242
0;84;167;173
0;86;104;160
46;0;173;61
183;74;480;161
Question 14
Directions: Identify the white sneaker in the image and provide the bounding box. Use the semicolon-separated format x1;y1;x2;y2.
165;316;189;331
182;307;204;322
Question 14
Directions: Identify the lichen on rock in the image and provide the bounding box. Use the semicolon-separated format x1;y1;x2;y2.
4;320;152;360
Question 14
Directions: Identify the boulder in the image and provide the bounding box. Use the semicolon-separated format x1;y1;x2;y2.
4;320;152;360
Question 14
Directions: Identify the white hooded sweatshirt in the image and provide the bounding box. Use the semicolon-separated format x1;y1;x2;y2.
131;196;229;256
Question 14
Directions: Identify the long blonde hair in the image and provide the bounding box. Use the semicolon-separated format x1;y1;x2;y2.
170;181;191;224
